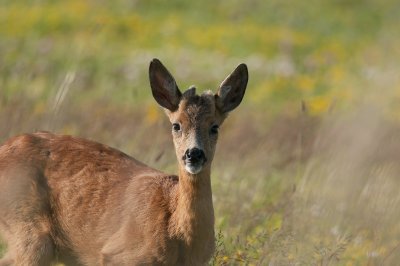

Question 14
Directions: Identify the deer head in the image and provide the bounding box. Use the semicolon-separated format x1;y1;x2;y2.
149;59;248;176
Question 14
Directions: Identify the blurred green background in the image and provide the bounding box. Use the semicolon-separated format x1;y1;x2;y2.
1;0;400;264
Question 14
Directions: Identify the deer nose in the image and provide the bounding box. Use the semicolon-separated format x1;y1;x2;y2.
184;148;206;163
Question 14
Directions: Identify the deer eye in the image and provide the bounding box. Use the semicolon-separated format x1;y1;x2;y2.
172;123;181;132
210;125;219;135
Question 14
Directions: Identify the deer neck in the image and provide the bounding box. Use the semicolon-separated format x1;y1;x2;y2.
169;165;215;247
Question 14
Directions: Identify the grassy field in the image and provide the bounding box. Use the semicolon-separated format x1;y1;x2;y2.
1;0;400;264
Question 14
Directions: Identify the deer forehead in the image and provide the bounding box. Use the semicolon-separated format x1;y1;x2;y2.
170;94;221;127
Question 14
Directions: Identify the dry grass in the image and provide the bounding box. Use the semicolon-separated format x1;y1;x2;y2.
1;96;400;265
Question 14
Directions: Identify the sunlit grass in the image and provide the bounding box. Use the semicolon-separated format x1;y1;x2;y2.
1;0;398;117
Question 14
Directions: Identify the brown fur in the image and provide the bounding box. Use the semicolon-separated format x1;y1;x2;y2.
0;59;248;265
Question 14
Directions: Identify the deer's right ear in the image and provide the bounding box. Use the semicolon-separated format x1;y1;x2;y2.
149;59;182;112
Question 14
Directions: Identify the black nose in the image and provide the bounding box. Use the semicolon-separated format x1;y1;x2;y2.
184;148;206;163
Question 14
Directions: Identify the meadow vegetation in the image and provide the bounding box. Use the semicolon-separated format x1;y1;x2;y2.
1;0;400;264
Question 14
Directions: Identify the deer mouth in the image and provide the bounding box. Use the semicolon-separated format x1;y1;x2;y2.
184;160;205;175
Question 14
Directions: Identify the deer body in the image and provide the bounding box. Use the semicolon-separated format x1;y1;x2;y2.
0;59;248;265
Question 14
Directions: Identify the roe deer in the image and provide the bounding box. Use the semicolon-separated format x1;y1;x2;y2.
0;59;248;265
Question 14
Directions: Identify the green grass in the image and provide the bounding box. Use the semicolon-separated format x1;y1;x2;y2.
1;0;400;264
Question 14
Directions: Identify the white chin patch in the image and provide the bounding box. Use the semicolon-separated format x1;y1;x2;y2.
185;164;203;175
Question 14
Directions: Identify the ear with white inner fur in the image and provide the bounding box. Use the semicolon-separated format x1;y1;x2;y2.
216;63;248;113
149;59;182;111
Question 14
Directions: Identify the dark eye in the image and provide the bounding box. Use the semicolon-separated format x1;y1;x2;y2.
172;123;181;132
210;125;219;135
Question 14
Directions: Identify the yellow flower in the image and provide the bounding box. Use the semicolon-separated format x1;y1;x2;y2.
297;75;315;93
308;96;330;115
145;105;161;124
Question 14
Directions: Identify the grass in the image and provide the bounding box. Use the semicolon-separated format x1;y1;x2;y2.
1;0;400;264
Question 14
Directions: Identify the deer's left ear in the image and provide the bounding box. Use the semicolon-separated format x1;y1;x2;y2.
215;63;248;113
149;59;182;112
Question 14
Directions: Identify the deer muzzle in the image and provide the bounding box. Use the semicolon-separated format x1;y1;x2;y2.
182;148;207;174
